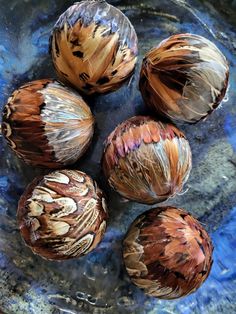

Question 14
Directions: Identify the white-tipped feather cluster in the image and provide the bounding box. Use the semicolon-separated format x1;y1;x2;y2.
140;33;229;123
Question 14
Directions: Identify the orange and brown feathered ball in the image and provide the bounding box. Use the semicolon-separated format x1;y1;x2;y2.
102;116;192;204
140;33;229;123
18;170;108;260
1;79;94;168
123;207;213;299
50;0;138;95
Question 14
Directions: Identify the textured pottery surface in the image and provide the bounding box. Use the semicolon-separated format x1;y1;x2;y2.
0;0;236;313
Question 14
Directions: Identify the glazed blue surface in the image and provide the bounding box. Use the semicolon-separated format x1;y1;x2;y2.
0;0;236;313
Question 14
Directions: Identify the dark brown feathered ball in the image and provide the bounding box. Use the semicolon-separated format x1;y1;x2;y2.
1;79;94;168
49;0;138;95
123;207;213;299
18;170;108;260
140;33;229;123
102;116;192;204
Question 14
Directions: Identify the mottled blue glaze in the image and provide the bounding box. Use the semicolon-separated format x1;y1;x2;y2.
225;114;236;152
0;0;236;313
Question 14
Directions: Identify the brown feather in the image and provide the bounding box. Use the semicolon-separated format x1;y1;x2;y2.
17;170;108;260
50;1;138;95
123;207;213;299
102;116;192;204
1;80;94;168
140;33;229;123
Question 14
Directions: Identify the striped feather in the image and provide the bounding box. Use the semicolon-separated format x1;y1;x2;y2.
102;116;192;204
17;170;108;260
140;33;229;123
50;1;138;94
1;80;94;168
123;207;213;299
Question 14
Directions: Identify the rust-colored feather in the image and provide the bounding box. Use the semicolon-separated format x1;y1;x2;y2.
1;79;94;168
102;116;192;204
140;33;229;123
18;170;108;260
50;1;138;95
123;207;213;299
2;79;55;167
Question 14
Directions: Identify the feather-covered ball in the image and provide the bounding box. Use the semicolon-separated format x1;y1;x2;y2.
1;79;94;168
102;116;192;204
140;33;229;123
18;170;108;260
50;0;138;95
123;207;213;299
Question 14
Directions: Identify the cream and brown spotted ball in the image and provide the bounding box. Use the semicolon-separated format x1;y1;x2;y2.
17;170;108;260
123;207;213;299
140;33;229;123
1;79;94;168
50;0;138;94
102;116;192;204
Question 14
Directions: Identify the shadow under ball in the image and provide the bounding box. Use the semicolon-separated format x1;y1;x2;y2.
102;116;192;204
140;33;229;123
18;170;108;260
123;207;213;299
1;79;94;168
50;0;138;95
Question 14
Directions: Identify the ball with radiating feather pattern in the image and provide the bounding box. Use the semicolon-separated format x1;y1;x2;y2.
140;33;229;123
1;79;94;168
123;207;213;299
102;116;192;204
50;0;138;95
18;170;108;260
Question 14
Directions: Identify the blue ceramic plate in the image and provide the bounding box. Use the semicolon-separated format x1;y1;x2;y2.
0;0;236;313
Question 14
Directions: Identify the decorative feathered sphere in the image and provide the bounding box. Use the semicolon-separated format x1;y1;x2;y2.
50;0;138;95
123;207;213;299
18;170;108;260
140;33;229;123
1;79;94;168
102;116;192;204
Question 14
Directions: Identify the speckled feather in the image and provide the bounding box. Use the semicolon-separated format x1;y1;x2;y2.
123;207;213;299
50;0;138;94
140;33;229;123
1;79;94;168
102;116;192;204
18;170;108;260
